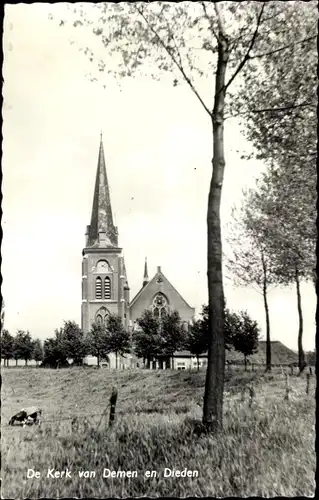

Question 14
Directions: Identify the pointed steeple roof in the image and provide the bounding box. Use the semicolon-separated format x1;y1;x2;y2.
86;134;118;247
122;255;130;290
143;257;149;287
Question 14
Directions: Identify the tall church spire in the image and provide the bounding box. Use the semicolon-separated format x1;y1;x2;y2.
143;257;149;287
86;134;118;248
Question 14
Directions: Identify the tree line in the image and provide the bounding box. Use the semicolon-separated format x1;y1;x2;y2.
0;306;260;370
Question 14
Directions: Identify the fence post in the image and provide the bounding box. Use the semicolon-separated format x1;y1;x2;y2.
109;387;118;427
284;373;290;400
156;361;159;370
306;373;310;395
241;387;246;402
290;365;293;376
163;361;166;370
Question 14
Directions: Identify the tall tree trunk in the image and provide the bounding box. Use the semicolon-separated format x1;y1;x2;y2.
197;354;200;372
115;351;118;369
203;17;229;434
295;267;306;373
261;251;271;372
244;355;247;372
97;352;100;368
16;359;18;366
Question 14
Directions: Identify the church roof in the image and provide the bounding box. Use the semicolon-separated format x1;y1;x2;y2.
129;266;194;310
87;134;118;247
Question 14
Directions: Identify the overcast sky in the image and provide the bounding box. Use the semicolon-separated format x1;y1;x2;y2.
2;3;316;351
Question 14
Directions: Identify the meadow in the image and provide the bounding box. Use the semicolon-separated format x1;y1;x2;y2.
1;366;316;497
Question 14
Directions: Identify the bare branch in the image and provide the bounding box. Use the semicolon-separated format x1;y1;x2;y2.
249;35;316;60
250;102;314;114
225;101;314;120
134;5;212;117
223;3;265;93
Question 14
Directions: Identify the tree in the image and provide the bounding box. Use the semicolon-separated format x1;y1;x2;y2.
226;205;276;372
1;329;14;366
236;2;316;190
232;3;316;374
244;168;315;373
159;309;186;368
32;339;43;366
232;310;259;370
106;314;131;369
200;305;235;350
187;320;208;371
53;1;315;432
134;309;162;366
13;330;34;366
43;333;68;368
86;322;111;368
61;321;88;365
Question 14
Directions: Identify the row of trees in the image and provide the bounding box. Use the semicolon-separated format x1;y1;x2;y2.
0;318;130;369
226;1;316;375
0;308;260;370
134;307;259;371
1;329;43;366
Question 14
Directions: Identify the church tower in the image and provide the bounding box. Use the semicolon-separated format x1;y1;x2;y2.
81;134;129;333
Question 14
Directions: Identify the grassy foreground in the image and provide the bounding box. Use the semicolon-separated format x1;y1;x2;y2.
1;367;316;497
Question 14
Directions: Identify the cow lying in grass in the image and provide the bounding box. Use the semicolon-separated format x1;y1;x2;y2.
8;407;42;427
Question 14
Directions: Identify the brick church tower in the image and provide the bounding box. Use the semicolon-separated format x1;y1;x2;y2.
81;134;130;334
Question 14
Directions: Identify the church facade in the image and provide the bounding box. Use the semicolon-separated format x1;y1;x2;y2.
81;136;195;367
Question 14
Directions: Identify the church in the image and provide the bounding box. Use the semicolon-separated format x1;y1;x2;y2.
81;136;195;368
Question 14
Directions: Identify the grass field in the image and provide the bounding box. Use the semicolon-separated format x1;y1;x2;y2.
1;367;316;497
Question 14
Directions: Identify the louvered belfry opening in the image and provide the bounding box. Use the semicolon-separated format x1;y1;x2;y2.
95;277;102;299
104;276;111;299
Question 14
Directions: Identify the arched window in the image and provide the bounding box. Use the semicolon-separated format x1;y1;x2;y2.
95;307;109;327
104;276;111;299
161;308;167;318
152;293;168;319
95;277;102;299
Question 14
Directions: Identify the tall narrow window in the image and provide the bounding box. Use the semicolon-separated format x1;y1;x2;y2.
95;277;102;299
104;276;111;299
96;314;103;326
152;293;168;319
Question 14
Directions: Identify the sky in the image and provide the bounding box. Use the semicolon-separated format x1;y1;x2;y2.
2;3;316;351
